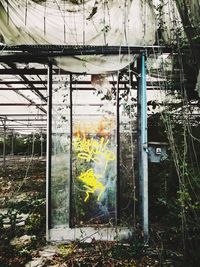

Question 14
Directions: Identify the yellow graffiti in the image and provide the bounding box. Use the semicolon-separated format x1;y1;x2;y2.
73;129;115;202
78;169;105;202
73;136;115;167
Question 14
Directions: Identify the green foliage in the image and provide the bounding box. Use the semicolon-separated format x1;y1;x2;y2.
59;243;75;258
0;133;46;156
149;111;200;265
25;213;45;234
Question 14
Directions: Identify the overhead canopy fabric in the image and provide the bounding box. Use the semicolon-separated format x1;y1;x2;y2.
0;0;155;46
0;0;156;73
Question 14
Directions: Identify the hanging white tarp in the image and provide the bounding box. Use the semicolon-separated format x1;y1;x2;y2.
0;0;156;73
53;54;135;74
0;0;155;46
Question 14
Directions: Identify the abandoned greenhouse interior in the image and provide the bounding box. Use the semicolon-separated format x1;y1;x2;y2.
0;0;200;266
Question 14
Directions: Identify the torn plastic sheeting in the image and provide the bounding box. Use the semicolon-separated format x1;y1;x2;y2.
54;54;136;74
0;0;154;74
0;0;155;46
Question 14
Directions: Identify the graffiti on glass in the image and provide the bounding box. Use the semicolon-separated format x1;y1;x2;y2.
73;135;115;202
78;169;105;202
73;135;115;169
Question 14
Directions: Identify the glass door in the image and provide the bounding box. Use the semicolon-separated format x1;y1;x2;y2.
71;87;117;226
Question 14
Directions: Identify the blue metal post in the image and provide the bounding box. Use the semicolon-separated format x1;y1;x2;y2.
138;53;148;241
46;62;52;241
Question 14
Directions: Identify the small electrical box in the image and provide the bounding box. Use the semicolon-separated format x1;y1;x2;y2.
148;142;168;163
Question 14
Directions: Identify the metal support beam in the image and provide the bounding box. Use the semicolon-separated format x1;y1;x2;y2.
1;127;46;131
0;80;47;85
0;45;172;60
0;124;47;127
11;131;14;155
0;68;68;75
69;74;73;228
138;53;148;242
1;119;47;122
40;132;43;157
5;63;47;102
0;114;47;116
0;103;46;106
116;73;120;224
46;62;52;241
3;119;6;167
0;87;46;90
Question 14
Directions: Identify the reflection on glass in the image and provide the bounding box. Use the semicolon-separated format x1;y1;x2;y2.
72;90;117;226
51;77;70;227
119;88;137;225
50;74;137;229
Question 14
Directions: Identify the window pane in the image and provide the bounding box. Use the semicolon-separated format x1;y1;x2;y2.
72;89;117;226
51;77;70;227
119;88;137;224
